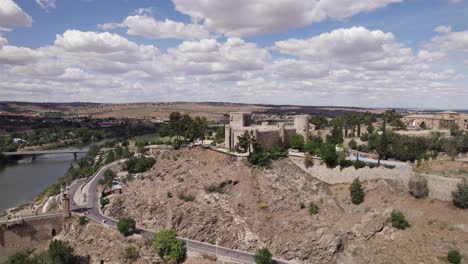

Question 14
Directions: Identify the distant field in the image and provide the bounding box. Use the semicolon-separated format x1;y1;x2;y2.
0;101;393;120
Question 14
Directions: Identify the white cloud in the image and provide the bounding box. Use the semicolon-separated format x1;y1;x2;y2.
418;50;445;61
0;26;12;32
0;27;466;108
0;0;33;27
430;29;468;53
172;0;401;36
168;37;270;75
0;36;8;47
99;15;210;40
434;25;451;34
0;46;39;65
122;15;210;40
275;27;413;71
448;0;463;3
97;22;125;30
267;59;329;79
54;30;143;53
35;0;56;11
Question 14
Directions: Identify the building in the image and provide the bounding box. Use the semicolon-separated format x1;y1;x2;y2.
402;111;468;130
224;112;315;149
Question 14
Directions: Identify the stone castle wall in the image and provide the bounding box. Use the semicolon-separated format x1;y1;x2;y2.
289;157;462;201
0;215;64;261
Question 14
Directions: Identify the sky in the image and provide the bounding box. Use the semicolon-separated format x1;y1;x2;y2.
0;0;467;108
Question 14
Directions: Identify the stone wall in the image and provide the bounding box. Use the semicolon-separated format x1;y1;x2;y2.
0;215;64;261
289;157;462;202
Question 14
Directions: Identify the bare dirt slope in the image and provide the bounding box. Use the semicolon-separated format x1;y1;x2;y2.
106;149;468;263
57;217;229;263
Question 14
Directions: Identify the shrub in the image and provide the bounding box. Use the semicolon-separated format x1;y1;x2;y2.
308;202;319;215
255;248;273;264
125;246;139;262
304;153;314;168
204;183;225;194
353;160;366;169
100;197;109;209
391;210;410;230
153;229;186;263
320;143;338;168
447;249;462;264
259;203;268;209
248;144;272;167
117;217;136;236
350;178;365;205
348;139;358;150
408;174;429;199
48;240;74;264
299;202;305;209
289;133;305;151
167;191;173;198
178;193;195;202
78;216;86;225
452;179;468;208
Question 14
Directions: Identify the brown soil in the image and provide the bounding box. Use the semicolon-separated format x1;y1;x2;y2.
415;160;468;178
105;148;468;263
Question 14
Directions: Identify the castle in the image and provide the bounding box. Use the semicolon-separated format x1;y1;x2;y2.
224;112;315;149
402;111;468;130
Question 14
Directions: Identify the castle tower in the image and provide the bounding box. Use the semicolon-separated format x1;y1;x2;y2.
229;112;252;128
294;115;310;142
61;186;71;218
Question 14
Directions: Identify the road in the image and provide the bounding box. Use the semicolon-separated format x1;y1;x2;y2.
70;160;289;264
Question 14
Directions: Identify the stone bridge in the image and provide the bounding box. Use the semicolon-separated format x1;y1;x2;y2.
0;213;64;261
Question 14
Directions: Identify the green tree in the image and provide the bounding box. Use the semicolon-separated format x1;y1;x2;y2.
452;179;468;209
98;170;115;188
289;133;305;150
117;217;136;236
320;143;338;168
327;125;344;145
169;112;183;144
255;248;273;264
237;130;253;153
391;210;410;230
104;150;115;164
48;240;74;264
5;251;32;264
136;141;146;154
248;143;271;167
214;126;225;143
123;146;132;158
304;135;323;154
309;115;329;129
125;246;139;262
153;229;186;263
448;249;462;264
348;139;358;150
350;178;365;204
114;145;123;159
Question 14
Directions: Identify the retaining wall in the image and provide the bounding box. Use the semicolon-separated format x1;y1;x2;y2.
289;157;463;201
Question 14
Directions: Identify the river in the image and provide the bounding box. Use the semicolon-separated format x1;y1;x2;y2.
0;151;87;213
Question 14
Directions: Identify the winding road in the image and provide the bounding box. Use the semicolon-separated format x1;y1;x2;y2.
69;160;289;264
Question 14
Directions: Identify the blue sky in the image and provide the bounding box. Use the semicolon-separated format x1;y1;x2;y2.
0;0;467;108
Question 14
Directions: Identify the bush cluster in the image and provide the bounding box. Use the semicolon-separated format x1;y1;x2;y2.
350;178;365;205
391;210;410;230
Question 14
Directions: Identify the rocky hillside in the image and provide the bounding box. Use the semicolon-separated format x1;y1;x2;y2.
106;149;468;263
